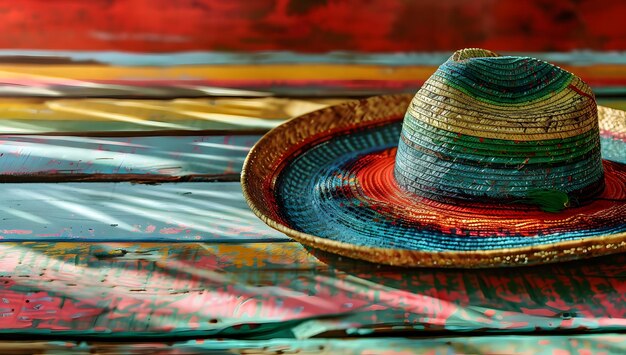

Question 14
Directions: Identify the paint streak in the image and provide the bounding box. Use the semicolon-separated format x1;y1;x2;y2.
363;351;416;355
1;230;32;235
159;227;186;235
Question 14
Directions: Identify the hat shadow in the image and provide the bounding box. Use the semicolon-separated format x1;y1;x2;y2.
304;245;626;274
304;245;626;324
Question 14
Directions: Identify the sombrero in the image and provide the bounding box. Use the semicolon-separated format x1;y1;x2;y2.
242;48;626;268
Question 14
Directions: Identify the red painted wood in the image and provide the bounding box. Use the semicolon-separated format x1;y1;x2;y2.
0;0;624;52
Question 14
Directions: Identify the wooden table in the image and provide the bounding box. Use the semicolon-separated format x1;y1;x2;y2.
0;94;623;354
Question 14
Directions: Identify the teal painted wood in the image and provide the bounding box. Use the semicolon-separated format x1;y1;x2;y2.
0;135;260;178
0;182;287;241
7;334;626;354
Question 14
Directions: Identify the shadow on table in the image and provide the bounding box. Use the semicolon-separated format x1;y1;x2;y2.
304;245;626;330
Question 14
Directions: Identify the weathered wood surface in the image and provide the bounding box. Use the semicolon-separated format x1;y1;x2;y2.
0;135;260;180
1;334;624;355
0;241;625;338
0;182;286;242
2;2;626;349
0;94;621;353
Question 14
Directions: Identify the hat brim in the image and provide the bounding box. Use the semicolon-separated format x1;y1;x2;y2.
242;94;626;268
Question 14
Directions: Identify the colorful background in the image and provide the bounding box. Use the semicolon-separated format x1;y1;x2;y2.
1;0;624;52
1;0;626;97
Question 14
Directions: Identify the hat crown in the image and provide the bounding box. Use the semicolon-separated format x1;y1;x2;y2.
394;48;604;208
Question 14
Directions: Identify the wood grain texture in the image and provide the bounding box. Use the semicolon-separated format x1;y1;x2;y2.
0;182;287;242
0;241;625;338
0;0;625;53
0;97;340;134
2;62;626;97
0;135;259;179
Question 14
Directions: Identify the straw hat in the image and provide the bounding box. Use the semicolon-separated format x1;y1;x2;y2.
242;48;626;268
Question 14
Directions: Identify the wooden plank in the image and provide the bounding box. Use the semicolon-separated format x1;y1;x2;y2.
0;241;625;338
0;334;624;354
0;64;438;81
1;63;626;97
0;182;287;242
0;134;259;180
0;97;341;134
0;64;425;97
